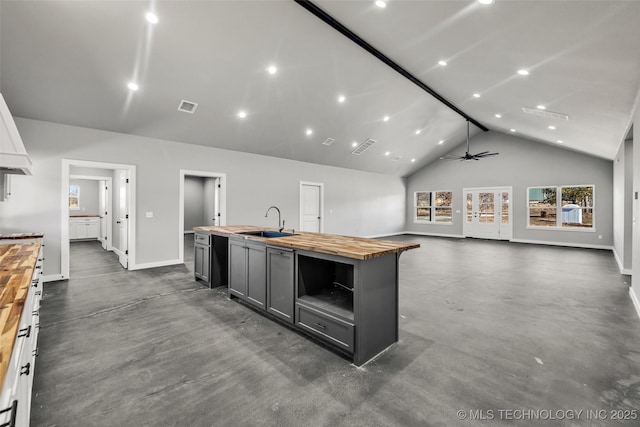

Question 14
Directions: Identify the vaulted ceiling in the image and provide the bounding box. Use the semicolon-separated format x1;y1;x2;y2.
1;0;639;176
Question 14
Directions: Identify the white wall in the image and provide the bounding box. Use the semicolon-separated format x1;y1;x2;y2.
632;98;640;315
1;118;405;277
184;175;205;232
203;177;217;226
613;138;633;273
69;179;99;216
406;131;614;248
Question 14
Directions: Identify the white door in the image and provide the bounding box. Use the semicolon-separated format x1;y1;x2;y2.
117;170;129;268
464;187;512;240
98;180;108;249
300;182;322;232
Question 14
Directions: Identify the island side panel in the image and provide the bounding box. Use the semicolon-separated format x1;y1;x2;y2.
354;253;399;366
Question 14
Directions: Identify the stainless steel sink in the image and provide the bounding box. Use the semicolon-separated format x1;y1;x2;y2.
237;230;298;238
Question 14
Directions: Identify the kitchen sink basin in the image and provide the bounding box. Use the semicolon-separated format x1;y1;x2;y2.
237;230;298;238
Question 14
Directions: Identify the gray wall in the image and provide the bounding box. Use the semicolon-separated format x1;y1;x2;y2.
184;175;205;232
406;131;614;247
613;138;633;272
69;178;99;216
1;118;405;277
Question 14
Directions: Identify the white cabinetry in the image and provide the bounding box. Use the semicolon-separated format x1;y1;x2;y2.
0;245;43;427
69;217;100;240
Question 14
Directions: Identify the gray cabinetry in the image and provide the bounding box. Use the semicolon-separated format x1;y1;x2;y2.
228;238;266;309
194;232;210;285
266;246;294;324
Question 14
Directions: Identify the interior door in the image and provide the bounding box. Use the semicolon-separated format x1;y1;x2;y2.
300;183;321;232
464;188;512;240
117;170;128;268
99;180;108;250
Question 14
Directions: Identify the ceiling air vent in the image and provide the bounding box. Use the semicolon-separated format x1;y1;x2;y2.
352;138;376;155
178;100;198;114
521;107;569;121
322;138;336;146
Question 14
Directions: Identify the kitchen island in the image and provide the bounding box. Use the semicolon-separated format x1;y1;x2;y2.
193;225;419;366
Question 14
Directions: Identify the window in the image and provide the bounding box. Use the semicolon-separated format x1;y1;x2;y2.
415;191;452;223
528;185;593;229
69;184;80;209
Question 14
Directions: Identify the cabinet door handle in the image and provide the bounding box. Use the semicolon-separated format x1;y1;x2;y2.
32;310;39;316
19;363;31;376
17;325;31;338
0;400;18;427
32;279;38;287
314;322;327;330
34;291;42;296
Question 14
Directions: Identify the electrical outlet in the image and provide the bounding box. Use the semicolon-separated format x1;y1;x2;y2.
598;235;602;240
146;212;153;218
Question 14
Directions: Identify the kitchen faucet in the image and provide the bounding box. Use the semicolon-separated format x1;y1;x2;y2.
265;205;284;232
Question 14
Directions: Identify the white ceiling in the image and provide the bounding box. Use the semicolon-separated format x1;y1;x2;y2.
1;0;639;177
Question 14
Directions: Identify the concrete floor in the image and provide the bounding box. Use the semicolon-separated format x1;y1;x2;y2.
31;235;640;426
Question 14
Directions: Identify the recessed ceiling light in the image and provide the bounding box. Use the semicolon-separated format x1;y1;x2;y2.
477;0;495;5
473;93;481;98
537;105;546;110
267;65;277;75
495;114;502;118
415;130;421;135
127;82;139;91
557;140;564;144
305;128;313;136
385;151;390;156
548;125;556;130
383;115;390;122
145;12;158;24
411;158;416;162
517;69;530;76
438;140;444;145
375;1;387;8
338;95;346;103
237;110;247;119
510;129;516;132
352;142;358;147
438;60;447;66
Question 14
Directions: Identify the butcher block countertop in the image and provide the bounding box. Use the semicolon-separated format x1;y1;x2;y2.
0;233;44;240
0;242;40;388
193;225;419;260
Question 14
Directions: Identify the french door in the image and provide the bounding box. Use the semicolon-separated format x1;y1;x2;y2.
463;187;512;240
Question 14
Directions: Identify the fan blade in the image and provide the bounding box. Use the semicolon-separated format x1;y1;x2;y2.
440;154;463;160
474;151;490;156
474;152;499;158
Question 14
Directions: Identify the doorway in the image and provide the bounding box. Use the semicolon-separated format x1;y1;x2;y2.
61;160;136;280
299;181;323;232
69;174;113;250
178;170;226;264
463;187;512;240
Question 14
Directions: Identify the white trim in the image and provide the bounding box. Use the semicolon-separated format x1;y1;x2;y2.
413;190;454;224
613;248;633;275
43;274;65;283
364;231;407;239
130;259;182;271
527;184;595;230
510;238;613;251
299;181;324;233
62;159;136;280
629;288;640;320
413;221;453;226
463;186;513;240
178;170;227;263
406;231;465;239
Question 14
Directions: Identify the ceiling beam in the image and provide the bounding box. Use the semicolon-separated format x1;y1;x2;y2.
293;0;489;132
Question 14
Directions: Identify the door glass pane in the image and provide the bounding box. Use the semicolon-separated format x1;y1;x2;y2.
466;193;473;223
478;192;494;223
501;192;509;224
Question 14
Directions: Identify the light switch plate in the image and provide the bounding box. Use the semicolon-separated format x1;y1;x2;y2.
145;212;153;218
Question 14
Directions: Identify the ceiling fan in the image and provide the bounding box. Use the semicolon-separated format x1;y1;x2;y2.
440;120;499;161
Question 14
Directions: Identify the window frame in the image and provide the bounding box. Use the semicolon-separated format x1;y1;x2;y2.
527;185;594;232
69;184;80;210
414;190;453;225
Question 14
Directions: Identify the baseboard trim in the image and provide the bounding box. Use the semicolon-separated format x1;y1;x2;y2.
404;232;465;239
130;259;183;271
365;231;407;239
630;288;640;320
43;274;65;283
510;238;613;251
612;248;632;275
184;230;195;234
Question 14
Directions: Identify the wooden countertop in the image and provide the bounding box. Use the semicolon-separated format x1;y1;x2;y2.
0;242;41;389
0;233;44;240
193;225;419;260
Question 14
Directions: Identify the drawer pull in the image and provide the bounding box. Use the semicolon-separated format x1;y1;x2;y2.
17;325;31;338
33;347;39;357
32;310;39;316
314;322;327;330
35;265;41;270
0;400;18;427
19;363;31;376
32;279;38;287
34;291;42;296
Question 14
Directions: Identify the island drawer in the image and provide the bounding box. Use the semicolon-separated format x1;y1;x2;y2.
296;303;354;352
194;233;210;245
